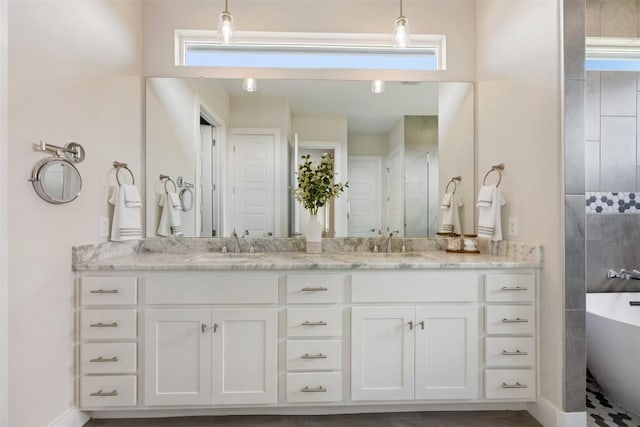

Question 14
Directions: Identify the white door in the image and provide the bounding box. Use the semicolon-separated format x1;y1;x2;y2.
144;309;212;406
232;130;276;236
414;306;478;400
386;150;403;235
348;156;382;237
200;124;218;237
212;309;278;404
351;306;415;401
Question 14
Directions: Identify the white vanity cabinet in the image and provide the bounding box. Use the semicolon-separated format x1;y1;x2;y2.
143;273;279;406
351;272;479;402
75;262;539;414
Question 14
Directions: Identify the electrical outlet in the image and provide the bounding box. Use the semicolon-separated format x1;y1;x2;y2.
508;217;518;237
99;217;110;238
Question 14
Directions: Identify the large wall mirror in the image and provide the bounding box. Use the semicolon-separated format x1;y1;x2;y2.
146;78;474;238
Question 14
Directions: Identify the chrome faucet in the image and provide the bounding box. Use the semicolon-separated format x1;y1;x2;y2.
231;230;241;253
384;230;399;253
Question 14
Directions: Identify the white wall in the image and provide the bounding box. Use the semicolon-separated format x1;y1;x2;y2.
476;0;563;413
7;1;143;425
0;0;8;424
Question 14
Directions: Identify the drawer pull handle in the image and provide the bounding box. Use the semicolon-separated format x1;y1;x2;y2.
89;356;119;363
418;321;425;330
408;321;414;330
301;353;327;359
501;382;528;389
302;321;327;326
89;289;119;294
630;301;640;306
302;386;327;393
502;318;528;323
89;389;118;397
301;287;328;292
501;286;528;291
501;349;528;356
89;322;118;328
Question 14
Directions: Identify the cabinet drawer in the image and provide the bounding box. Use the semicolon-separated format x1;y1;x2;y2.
80;343;136;375
287;340;342;371
486;305;535;335
352;271;479;303
286;274;345;304
80;276;137;306
145;274;278;305
485;369;536;400
485;337;535;367
286;372;342;403
80;375;137;408
80;309;137;340
485;274;535;302
287;309;343;337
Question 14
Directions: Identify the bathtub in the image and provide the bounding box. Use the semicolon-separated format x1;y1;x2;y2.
587;292;640;416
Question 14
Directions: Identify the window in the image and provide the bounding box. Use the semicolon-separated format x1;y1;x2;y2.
176;30;446;71
586;37;640;71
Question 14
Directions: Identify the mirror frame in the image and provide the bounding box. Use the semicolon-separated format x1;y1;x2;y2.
30;157;82;204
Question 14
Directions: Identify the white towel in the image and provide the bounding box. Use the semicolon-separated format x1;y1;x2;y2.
122;184;142;208
476;185;506;241
440;192;463;234
157;192;183;237
108;185;142;241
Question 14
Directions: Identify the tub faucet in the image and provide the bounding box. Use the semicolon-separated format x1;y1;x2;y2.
231;230;241;253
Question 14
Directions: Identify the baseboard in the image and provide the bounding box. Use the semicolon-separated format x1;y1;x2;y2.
527;398;587;427
48;407;90;427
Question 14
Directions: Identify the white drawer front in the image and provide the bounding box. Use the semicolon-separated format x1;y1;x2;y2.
287;309;343;337
286;372;342;403
287;340;342;371
145;274;278;305
485;274;535;303
486;305;535;335
485;337;535;367
286;274;345;304
81;343;137;375
80;375;137;408
485;369;536;400
80;309;137;340
352;271;479;303
80;276;137;306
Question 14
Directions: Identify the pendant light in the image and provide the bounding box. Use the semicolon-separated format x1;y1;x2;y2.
217;0;236;45
392;0;410;48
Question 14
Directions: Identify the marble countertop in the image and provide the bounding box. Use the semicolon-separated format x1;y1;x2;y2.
74;250;541;271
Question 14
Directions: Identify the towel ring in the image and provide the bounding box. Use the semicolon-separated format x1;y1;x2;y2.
115;166;135;185
482;163;505;187
160;175;177;193
445;176;462;194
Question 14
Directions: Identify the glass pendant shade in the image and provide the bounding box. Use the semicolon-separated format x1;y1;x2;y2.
393;16;410;48
217;10;235;45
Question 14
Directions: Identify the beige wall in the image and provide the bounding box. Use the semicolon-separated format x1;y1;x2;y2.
7;1;143;425
0;0;7;424
476;0;563;411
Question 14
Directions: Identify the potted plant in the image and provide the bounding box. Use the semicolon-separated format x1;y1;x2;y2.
294;153;348;253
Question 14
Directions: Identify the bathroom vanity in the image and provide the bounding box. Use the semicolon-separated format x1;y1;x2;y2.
73;241;540;417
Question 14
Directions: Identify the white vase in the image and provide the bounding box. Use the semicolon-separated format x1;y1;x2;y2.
306;214;323;253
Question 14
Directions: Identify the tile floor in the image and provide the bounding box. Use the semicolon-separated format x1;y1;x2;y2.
587;371;640;427
86;410;542;426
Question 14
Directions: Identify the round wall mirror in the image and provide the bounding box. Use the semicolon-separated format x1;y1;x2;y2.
30;157;82;204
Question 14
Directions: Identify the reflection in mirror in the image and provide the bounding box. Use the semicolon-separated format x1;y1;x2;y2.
31;158;82;204
146;78;474;238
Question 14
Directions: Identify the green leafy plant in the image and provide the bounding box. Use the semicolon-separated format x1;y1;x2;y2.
294;153;348;216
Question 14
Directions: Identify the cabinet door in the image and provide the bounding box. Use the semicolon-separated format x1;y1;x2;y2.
144;309;212;406
414;306;478;400
351;306;415;401
212;308;278;404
